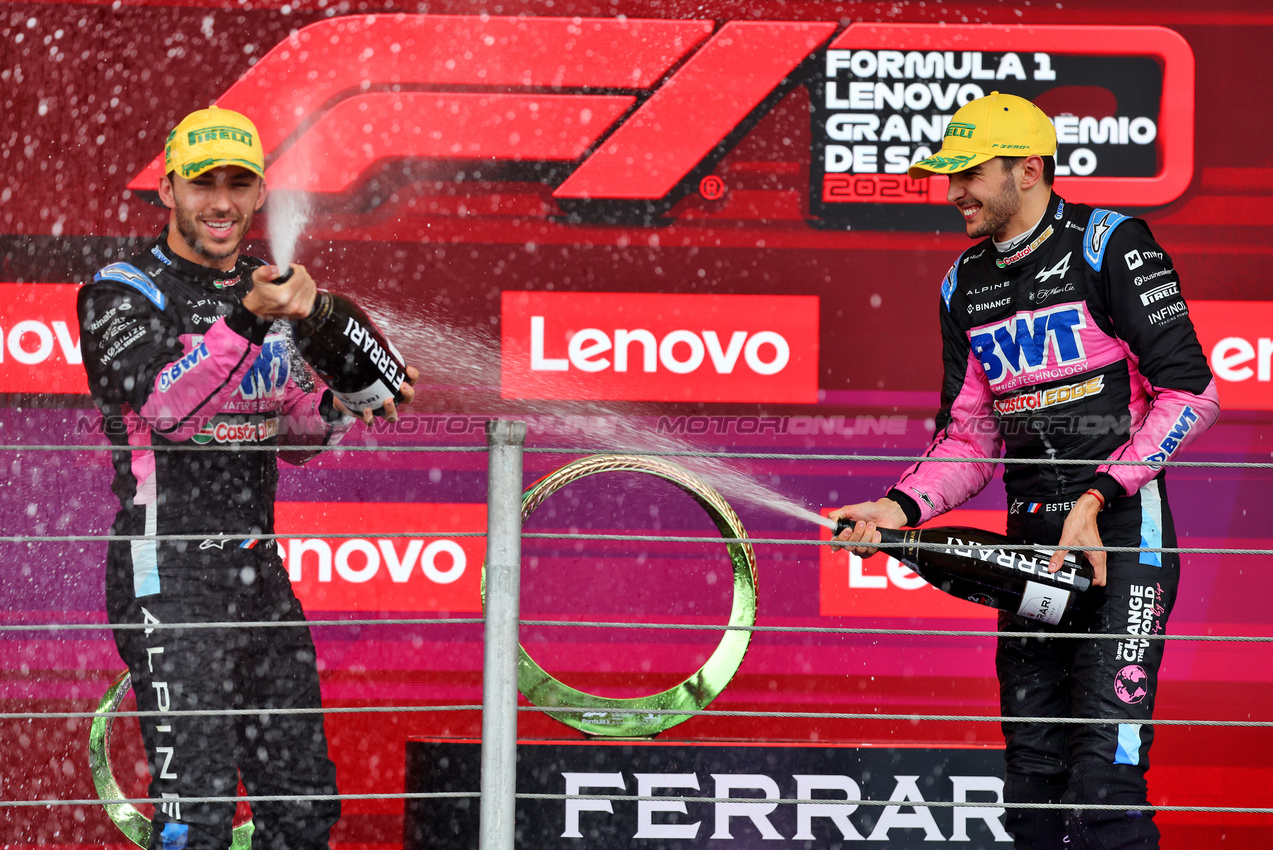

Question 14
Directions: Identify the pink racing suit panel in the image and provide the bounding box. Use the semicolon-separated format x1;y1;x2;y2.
1099;378;1220;494
136;322;263;442
893;348;1004;525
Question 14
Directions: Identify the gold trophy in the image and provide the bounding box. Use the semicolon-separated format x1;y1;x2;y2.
494;454;758;738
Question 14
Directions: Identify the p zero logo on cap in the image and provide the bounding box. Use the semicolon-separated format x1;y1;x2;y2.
819;507;1005;620
0;284;86;395
1190;300;1273;411
277;502;485;612
501;292;819;403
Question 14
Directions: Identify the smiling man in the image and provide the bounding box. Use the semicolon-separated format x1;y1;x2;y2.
78;106;416;850
830;93;1218;849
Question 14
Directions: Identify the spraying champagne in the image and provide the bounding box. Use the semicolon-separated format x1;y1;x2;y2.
833;519;1093;625
273;265;409;415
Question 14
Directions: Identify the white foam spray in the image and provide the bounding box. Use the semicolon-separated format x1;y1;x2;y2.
361;299;837;530
267;190;311;273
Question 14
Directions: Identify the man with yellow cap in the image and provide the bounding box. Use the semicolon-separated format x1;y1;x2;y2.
78;106;416;849
831;93;1219;848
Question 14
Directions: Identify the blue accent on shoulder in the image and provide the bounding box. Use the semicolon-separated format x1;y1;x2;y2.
941;261;958;311
1083;208;1131;271
95;262;167;310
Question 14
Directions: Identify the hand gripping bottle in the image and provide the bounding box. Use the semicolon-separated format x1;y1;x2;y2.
833;520;1094;625
275;268;408;414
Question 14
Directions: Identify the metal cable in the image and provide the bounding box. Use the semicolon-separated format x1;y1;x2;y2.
4;704;1267;727
0;528;1265;557
0;443;488;453
523;447;1273;470
8;791;1272;815
0;440;1268;469
4;617;1269;643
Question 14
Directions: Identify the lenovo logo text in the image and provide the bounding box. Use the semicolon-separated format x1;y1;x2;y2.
276;501;484;612
530;317;790;377
502;292;819;403
0;284;89;394
281;537;466;585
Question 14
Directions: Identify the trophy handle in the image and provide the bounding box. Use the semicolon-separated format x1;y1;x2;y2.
89;670;255;848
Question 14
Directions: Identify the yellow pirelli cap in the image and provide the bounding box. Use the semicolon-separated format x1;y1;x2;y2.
164;106;265;179
908;91;1056;179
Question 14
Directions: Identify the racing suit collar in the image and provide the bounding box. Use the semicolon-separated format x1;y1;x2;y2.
992;193;1063;269
994;197;1055;253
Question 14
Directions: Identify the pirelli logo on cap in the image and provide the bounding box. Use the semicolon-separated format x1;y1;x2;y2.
944;122;976;139
188;126;255;147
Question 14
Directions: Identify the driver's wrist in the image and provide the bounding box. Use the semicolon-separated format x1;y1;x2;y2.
884;489;921;527
882;498;908;528
1079;489;1105;512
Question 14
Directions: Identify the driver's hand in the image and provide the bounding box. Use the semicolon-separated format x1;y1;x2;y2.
334;366;419;424
827;499;907;557
243;264;317;321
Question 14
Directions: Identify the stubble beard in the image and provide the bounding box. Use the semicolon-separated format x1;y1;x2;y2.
967;173;1021;240
173;203;252;265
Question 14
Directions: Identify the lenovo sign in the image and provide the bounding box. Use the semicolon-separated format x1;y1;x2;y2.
501;292;819;403
0;284;86;395
819;508;1004;620
1189;300;1273;410
276;502;485;613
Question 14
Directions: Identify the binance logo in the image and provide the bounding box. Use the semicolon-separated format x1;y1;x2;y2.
945;122;976;139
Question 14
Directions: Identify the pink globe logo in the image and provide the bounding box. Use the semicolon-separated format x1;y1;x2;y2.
1114;664;1149;704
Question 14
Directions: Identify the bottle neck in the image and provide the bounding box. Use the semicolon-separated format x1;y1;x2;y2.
875;526;913;561
296;290;334;337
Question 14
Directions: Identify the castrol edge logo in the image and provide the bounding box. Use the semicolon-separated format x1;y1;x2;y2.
501;292;819;403
818;507;1003;620
0;284;87;394
1190;300;1273;410
276;502;485;612
992;375;1104;416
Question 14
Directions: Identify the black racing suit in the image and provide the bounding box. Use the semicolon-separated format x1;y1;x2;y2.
78;232;353;850
886;195;1219;849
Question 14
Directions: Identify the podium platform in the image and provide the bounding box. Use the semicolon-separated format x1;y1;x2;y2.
404;737;1009;848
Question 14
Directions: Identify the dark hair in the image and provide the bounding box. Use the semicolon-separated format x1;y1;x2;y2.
999;155;1056;187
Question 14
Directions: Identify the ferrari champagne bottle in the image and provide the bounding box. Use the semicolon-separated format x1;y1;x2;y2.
288;283;408;414
834;521;1093;625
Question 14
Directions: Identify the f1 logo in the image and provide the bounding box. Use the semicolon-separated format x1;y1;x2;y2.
129;15;835;202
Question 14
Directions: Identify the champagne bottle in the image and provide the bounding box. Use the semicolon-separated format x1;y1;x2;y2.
276;267;408;414
833;520;1093;625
